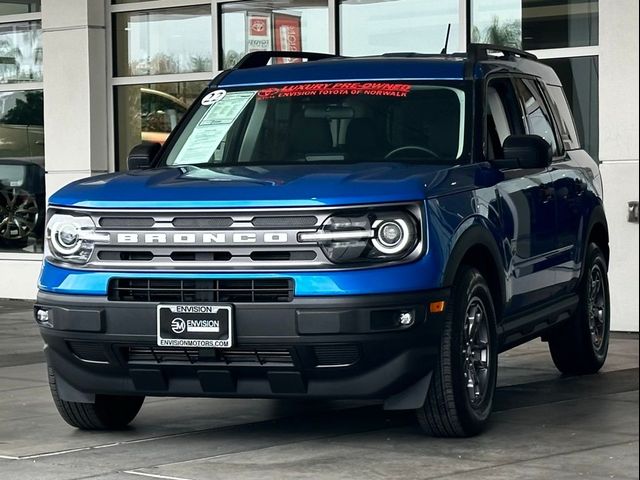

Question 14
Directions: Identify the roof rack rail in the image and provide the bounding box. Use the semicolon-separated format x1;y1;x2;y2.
468;43;537;61
234;51;338;69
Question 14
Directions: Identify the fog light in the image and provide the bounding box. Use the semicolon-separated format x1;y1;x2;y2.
35;309;49;324
399;311;414;326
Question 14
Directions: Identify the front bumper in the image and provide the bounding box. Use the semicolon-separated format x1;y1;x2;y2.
35;289;449;403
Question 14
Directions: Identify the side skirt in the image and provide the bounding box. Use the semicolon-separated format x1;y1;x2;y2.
498;294;579;352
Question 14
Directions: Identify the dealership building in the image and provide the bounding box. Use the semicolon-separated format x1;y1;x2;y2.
0;0;637;332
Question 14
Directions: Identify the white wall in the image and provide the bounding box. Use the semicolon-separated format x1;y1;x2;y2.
0;256;41;300
599;0;640;332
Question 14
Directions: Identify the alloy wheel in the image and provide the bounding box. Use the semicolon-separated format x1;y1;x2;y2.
587;263;607;350
462;296;491;408
0;189;39;240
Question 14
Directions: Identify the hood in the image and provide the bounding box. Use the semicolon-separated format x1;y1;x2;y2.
48;163;475;209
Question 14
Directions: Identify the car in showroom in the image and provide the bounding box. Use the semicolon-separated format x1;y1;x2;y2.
35;45;610;437
0;91;45;250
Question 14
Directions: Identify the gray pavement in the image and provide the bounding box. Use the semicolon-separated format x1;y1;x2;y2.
0;298;638;480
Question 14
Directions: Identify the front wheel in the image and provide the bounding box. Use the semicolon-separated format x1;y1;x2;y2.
416;266;498;437
48;367;144;430
547;243;610;375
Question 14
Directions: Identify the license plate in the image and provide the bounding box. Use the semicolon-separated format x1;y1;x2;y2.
156;304;233;348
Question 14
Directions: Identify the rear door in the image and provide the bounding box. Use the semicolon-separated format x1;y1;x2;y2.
543;83;595;295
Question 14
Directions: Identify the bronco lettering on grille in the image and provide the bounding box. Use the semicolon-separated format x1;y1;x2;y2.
114;232;289;245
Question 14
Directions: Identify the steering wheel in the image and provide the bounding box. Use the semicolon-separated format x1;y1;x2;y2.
384;145;440;160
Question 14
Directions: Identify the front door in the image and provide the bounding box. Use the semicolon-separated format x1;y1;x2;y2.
485;76;557;316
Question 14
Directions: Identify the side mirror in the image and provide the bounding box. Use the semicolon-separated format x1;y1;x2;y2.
127;142;162;170
494;134;552;169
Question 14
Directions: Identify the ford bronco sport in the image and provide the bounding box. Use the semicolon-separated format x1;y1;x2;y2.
35;45;610;437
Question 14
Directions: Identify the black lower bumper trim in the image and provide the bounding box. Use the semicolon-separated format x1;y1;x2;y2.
36;289;450;401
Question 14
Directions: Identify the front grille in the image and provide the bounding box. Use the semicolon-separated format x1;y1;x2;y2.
251;216;317;227
127;346;294;366
52;204;423;271
313;344;360;367
172;217;234;229
108;278;294;303
98;217;155;228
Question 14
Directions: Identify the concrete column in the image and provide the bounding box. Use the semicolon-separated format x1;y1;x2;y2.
599;0;639;332
42;0;109;198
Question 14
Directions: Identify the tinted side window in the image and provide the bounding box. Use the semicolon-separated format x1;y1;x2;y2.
485;77;524;160
546;85;580;150
513;78;559;155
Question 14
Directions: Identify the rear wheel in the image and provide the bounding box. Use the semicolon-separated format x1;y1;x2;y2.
548;243;610;375
48;367;144;430
416;266;498;437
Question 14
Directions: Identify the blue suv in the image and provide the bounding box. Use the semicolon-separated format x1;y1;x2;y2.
35;45;610;437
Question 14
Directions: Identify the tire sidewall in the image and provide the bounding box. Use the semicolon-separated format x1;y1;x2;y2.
581;243;611;363
449;268;498;431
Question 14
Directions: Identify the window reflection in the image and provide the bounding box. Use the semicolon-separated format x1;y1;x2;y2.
0;22;42;83
113;6;212;76
542;56;598;159
523;0;598;50
115;81;208;171
0;1;40;15
220;0;329;69
472;0;522;48
472;0;598;50
340;0;460;56
0;90;45;253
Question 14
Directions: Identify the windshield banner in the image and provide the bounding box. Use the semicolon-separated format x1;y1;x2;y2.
257;82;412;99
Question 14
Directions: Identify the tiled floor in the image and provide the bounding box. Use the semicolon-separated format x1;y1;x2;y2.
0;299;637;479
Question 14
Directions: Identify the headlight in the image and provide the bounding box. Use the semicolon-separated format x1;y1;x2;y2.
299;209;420;264
45;213;109;264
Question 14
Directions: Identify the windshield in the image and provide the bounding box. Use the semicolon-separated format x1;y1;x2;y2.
162;81;470;167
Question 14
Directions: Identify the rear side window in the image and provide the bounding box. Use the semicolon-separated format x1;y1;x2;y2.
513;78;559;155
546;85;580;150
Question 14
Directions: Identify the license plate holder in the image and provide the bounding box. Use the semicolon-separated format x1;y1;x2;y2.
156;304;233;348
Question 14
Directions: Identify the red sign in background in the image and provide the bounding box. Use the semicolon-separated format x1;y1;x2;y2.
273;13;302;63
249;17;268;36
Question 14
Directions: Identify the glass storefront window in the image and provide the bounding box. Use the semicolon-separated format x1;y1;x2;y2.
523;0;598;50
220;0;329;69
0;1;40;15
0;89;45;253
472;0;598;50
113;6;212;77
472;0;522;48
0;21;42;83
340;0;460;56
542;56;598;159
115;81;208;171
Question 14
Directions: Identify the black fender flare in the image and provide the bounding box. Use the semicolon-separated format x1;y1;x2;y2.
581;203;610;273
442;224;507;312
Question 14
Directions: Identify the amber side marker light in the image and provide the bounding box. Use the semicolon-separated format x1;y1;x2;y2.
429;301;446;313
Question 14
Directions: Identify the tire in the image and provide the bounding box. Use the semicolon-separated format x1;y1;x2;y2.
416;266;498;437
548;243;610;375
48;367;144;430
